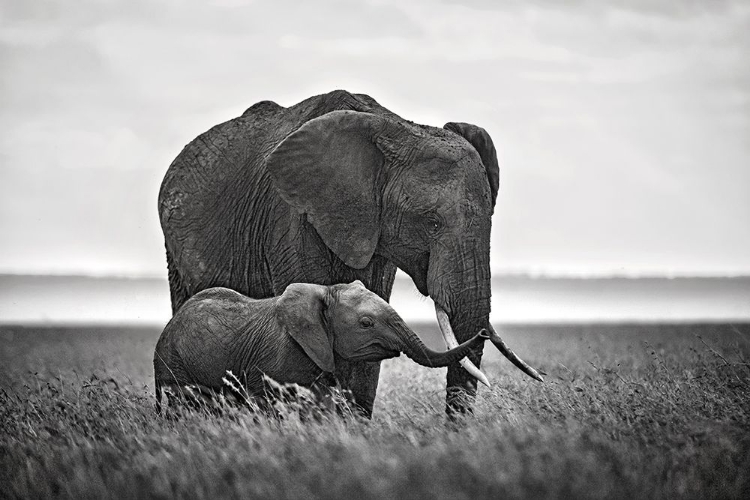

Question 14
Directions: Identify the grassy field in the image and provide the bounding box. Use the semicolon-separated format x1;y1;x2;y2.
1;323;748;499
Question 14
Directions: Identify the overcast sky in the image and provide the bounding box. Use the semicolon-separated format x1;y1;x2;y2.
1;0;749;277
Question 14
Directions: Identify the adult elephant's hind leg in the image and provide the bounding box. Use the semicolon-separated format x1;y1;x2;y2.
335;359;381;418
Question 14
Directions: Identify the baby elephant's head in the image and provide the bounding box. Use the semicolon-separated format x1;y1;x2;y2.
275;281;489;383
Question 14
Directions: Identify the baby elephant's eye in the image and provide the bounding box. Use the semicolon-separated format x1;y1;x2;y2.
359;316;374;328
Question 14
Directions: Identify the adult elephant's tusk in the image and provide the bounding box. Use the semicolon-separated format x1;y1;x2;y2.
487;324;544;382
435;304;491;388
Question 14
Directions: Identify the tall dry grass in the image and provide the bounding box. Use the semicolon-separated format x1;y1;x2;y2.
1;323;748;499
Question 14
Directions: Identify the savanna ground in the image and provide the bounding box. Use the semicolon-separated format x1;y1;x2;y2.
1;323;748;499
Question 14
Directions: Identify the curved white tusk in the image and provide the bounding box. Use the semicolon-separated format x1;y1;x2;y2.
435;304;491;388
487;324;544;382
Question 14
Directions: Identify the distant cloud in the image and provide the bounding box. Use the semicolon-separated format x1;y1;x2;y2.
1;0;748;276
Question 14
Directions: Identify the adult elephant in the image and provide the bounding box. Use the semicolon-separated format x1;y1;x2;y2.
159;90;541;417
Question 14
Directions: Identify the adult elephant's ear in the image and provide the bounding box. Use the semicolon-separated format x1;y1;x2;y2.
267;110;384;269
443;122;500;208
276;283;335;373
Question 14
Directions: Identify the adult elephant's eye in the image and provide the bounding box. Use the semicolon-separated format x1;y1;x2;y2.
426;214;442;234
359;317;374;328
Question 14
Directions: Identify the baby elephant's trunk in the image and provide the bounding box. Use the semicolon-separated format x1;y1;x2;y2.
390;315;490;378
403;329;489;367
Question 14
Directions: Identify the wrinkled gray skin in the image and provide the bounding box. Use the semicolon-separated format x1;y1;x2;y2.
159;90;500;417
153;281;488;410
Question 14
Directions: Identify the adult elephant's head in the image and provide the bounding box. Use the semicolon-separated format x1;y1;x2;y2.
267;110;542;412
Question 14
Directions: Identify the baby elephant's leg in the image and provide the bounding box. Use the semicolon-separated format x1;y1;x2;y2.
311;373;357;417
161;382;223;411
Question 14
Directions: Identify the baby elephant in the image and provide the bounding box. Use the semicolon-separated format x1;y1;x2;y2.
154;280;488;411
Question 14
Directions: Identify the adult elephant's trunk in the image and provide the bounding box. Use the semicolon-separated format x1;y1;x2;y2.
428;235;543;415
436;307;544;383
389;316;491;386
435;305;491;385
427;239;494;414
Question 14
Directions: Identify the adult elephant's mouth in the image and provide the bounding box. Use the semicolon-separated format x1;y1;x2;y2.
434;303;544;383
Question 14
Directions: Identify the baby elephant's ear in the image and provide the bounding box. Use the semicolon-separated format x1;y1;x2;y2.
276;283;335;373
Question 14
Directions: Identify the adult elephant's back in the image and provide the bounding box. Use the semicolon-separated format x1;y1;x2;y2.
159;91;394;312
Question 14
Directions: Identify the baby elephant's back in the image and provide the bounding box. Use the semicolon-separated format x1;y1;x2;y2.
154;287;274;389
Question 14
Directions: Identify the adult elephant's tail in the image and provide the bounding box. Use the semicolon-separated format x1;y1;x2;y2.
155;381;163;415
165;245;190;314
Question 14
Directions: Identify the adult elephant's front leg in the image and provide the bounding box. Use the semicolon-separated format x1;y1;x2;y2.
334;359;381;418
446;345;485;416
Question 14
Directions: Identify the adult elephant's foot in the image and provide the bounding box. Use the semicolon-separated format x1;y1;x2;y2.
334;358;381;418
